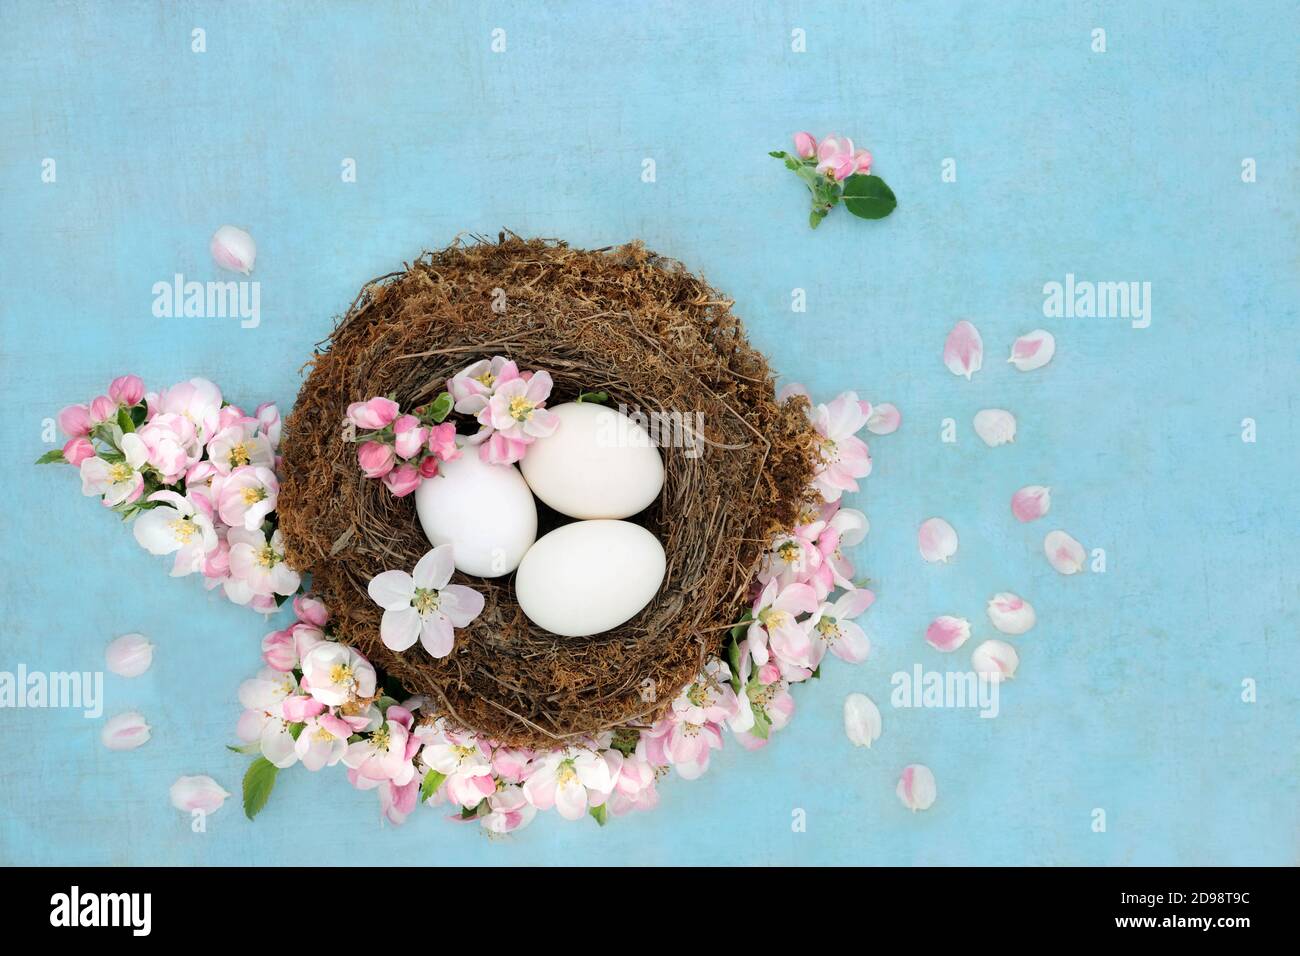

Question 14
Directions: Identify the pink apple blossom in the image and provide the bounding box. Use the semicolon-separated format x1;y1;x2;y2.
217;465;278;530
747;578;819;668
381;462;422;497
522;745;618;819
793;131;817;159
804;587;875;667
809;391;872;502
343;705;421;787
416;722;496;809
226;526;300;601
80;434;148;507
345;396;400;431
448;356;520;414
357;440;396;478
133;490;218;575
300;641;376;707
109;375;145;406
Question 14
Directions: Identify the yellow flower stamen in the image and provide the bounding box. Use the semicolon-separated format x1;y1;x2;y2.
169;517;198;543
508;395;534;421
228;442;251;468
241;486;267;506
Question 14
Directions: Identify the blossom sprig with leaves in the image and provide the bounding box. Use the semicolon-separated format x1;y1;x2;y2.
770;131;897;229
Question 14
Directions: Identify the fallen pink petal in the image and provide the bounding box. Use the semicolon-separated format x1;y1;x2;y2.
971;639;1020;682
943;320;983;379
866;402;901;435
1044;530;1086;575
1008;329;1056;371
918;517;958;563
974;408;1016;446
986;593;1036;635
896;764;937;811
1011;485;1051;522
925;615;971;652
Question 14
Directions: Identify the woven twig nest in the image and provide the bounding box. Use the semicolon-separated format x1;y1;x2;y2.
278;235;818;748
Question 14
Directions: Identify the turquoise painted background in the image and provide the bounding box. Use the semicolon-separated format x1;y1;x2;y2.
1;0;1296;866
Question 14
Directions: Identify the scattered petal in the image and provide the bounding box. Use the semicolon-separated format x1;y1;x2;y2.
1044;530;1086;575
973;409;1017;447
101;712;151;751
105;632;154;678
209;225;256;275
896;764;937;811
843;693;882;747
169;775;230;814
943;320;983;379
986;593;1036;635
925;615;971;652
918;517;958;563
971;639;1020;682
1011;485;1051;522
1008;329;1056;371
866;403;901;435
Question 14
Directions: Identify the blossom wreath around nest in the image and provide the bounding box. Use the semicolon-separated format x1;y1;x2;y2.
40;288;902;836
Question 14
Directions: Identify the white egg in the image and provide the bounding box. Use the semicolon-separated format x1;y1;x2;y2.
520;402;665;519
514;520;665;637
415;449;537;577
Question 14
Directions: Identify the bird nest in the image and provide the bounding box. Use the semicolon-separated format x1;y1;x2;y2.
277;235;818;748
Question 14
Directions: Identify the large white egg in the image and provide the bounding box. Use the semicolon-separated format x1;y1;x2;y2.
514;520;665;637
415;449;537;577
520;402;665;519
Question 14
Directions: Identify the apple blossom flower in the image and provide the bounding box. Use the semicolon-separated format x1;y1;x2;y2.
343;705;421;787
392;415;428;460
805;587;875;666
367;544;485;658
522;744;618;819
808;391;872;502
734;679;796;751
642;714;726;779
345;396;400;431
294;713;355;771
132;490;218;575
608;751;660;816
475;371;559;463
747;578;819;668
300;641;376;707
793;131;817;159
238;667;303;767
480;784;538;833
491;746;535;785
381;462;422;497
135;412;201;482
815;134;860;181
416;722;496;808
293;594;330;628
109;375;145;407
58;404;93;438
217;465;278;530
377;778;421;825
80;433;148;507
357;440;396;479
226;526;300;600
62;437;95;466
207;421;274;475
153;378;223;444
449;356;520;414
670;659;744;727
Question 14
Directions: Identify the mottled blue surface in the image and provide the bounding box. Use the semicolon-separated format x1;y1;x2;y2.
1;0;1296;866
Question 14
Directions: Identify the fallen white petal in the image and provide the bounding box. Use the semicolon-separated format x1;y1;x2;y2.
973;409;1017;446
866;402;901;435
971;639;1020;682
169;775;231;814
943;320;983;379
105;632;154;678
843;693;882;748
210;224;256;275
1044;530;1086;575
917;517;958;563
101;712;151;751
986;593;1036;635
896;764;937;811
1011;485;1051;522
1008;329;1056;371
925;615;971;652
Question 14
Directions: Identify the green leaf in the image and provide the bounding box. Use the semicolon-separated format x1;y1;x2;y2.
590;804;609;826
610;728;640;757
427;391;454;423
460;804;483;820
287;722;305;741
730;610;753;643
841;174;897;220
35;448;66;464
576;390;609;404
226;742;259;754
420;769;447;803
768;150;789;159
375;695;399;715
750;704;772;740
130;404;147;427
116;406;135;433
242;757;279;820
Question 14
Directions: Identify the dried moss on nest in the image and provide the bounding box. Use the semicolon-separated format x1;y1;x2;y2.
277;234;818;748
